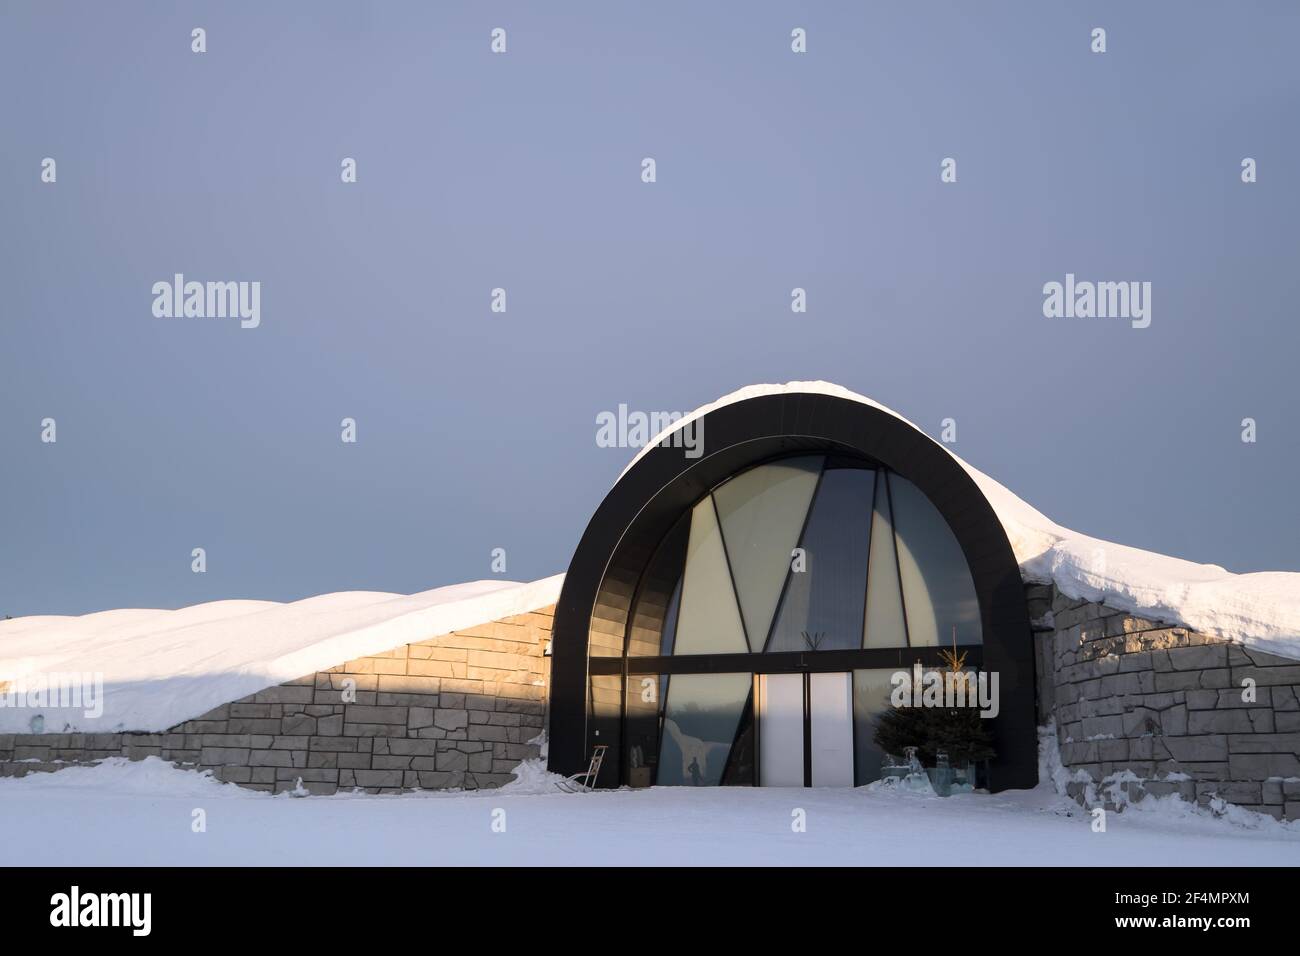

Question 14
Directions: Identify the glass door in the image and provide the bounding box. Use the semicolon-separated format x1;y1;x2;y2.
758;672;855;787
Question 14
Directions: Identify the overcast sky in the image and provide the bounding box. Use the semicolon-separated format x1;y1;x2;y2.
2;2;1297;616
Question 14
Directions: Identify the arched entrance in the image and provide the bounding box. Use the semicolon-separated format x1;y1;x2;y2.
550;390;1037;790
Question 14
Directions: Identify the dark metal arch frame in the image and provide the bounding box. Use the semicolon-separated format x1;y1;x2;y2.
549;392;1039;791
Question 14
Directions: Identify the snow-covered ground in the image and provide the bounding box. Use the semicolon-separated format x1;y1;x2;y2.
2;756;1296;866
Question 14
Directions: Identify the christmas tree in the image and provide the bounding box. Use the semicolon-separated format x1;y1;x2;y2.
873;633;997;771
873;628;998;767
873;703;995;766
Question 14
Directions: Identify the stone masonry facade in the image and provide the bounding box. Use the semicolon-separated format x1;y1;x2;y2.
1029;583;1300;821
0;606;554;795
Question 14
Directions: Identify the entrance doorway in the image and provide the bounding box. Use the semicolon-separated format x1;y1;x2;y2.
757;672;854;787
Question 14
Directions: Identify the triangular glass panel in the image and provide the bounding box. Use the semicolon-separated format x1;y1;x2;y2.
712;456;823;652
768;466;874;652
672;496;749;655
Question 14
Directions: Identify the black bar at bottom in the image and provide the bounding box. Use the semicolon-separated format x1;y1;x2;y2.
3;866;1283;939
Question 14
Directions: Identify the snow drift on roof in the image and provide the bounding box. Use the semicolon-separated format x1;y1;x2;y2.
625;381;1300;659
2;382;1296;736
0;575;563;734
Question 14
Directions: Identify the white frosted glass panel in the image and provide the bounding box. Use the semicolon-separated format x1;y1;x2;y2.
863;471;908;648
890;475;982;647
758;674;805;787
672;497;749;655
713;457;822;652
810;672;854;787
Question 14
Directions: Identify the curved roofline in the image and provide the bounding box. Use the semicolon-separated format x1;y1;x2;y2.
624;382;1300;655
550;389;1039;787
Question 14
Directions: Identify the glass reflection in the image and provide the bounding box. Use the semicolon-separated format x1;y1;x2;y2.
657;673;753;786
852;668;898;785
768;466;874;652
889;475;982;646
624;673;664;788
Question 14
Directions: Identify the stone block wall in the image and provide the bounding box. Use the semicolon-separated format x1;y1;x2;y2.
0;606;554;795
1029;583;1300;821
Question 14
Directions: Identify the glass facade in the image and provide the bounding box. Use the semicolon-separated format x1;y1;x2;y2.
712;456;822;651
852;669;901;786
863;470;909;648
672;497;749;655
768;465;875;652
657;673;754;786
890;474;982;646
623;673;665;788
591;455;985;787
626;516;688;658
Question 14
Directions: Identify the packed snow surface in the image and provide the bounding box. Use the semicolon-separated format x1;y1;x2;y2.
625;382;1300;657
0;575;562;734
1;755;1296;866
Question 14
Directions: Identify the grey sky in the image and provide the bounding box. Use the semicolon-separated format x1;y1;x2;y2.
2;2;1297;617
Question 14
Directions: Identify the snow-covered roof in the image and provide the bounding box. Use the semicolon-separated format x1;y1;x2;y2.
0;575;563;734
624;382;1300;659
2;381;1296;735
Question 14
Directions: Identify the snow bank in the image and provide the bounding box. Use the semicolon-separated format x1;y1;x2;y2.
0;575;563;734
0;755;257;798
626;382;1300;658
5;754;1298;866
498;758;570;794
